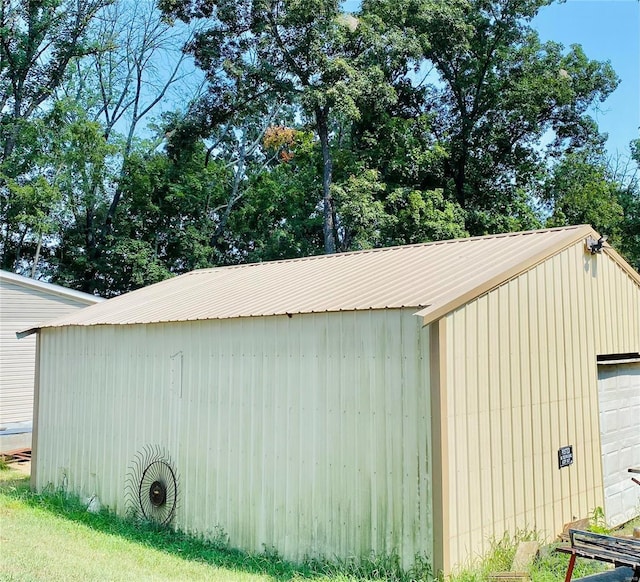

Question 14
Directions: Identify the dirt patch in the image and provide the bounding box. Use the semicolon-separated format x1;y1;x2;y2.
9;460;31;476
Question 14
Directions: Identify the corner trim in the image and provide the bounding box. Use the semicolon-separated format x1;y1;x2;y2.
430;317;450;574
30;332;41;490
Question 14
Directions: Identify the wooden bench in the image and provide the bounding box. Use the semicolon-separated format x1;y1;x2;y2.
556;530;640;582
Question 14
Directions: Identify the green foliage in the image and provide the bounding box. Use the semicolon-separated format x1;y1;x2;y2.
545;151;624;239
1;473;431;581
2;0;638;291
448;529;607;582
304;551;433;581
383;187;468;245
332;170;388;250
587;507;611;535
366;0;618;235
543;145;640;270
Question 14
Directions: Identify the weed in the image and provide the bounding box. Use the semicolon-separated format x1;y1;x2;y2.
304;551;433;581
588;507;611;534
447;528;608;582
530;544;607;582
448;528;541;581
0;471;431;581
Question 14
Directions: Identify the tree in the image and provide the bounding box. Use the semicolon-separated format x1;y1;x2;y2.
365;0;618;234
160;0;398;253
0;0;109;160
544;140;640;272
0;0;110;271
1;0;202;287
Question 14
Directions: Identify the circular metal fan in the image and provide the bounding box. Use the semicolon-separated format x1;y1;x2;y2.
125;446;178;526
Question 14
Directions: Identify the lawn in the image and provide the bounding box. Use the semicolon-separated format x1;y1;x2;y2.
1;463;636;582
0;465;356;582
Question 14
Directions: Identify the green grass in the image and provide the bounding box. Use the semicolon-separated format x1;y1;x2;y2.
0;467;426;582
447;528;615;582
1;466;637;582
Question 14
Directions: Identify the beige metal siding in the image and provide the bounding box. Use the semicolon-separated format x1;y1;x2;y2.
0;279;96;426
34;309;433;566
442;242;640;570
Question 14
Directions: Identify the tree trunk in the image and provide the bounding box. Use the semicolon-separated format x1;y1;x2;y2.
316;106;336;254
31;231;43;278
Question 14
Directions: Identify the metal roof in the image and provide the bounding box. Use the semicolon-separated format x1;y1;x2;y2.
21;225;629;335
0;270;104;304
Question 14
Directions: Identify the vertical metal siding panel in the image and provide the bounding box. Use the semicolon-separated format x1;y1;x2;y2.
465;302;483;553
580;253;601;515
34;309;435;567
384;313;402;553
541;259;558;535
488;289;504;532
515;275;530;527
509;278;523;528
527;267;541;531
476;295;493;537
499;284;514;535
565;249;581;521
448;309;464;562
444;243;640;571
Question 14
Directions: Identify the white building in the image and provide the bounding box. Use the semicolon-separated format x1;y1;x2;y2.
0;270;102;451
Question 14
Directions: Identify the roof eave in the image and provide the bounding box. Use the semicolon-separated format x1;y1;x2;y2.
16;328;38;339
603;245;640;287
0;270;104;304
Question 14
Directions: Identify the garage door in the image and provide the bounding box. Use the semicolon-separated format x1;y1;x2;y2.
597;360;640;527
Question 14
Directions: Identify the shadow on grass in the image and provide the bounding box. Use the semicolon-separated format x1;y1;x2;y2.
0;471;429;582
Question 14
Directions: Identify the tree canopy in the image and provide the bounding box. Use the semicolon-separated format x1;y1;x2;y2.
1;0;638;293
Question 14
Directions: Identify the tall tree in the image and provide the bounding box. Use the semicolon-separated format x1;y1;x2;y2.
160;0;396;253
52;0;199;290
0;0;109;160
0;0;109;271
366;0;618;234
1;0;199;285
544;140;640;271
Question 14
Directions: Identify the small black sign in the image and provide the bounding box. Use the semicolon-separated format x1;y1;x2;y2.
558;445;573;469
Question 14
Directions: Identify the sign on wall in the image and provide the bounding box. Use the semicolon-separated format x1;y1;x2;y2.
558;445;574;469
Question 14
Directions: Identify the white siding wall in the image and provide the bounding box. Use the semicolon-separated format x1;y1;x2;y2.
0;279;95;426
443;243;640;570
597;362;640;527
34;309;433;566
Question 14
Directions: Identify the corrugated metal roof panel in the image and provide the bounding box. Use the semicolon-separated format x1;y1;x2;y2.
25;225;602;332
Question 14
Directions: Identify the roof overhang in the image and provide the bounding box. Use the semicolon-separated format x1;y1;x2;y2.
414;224;640;326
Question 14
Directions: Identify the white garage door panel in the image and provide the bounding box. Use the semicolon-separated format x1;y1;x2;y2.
598;362;640;527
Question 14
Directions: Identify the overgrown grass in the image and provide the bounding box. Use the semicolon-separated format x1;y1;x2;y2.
0;467;430;581
1;466;636;582
447;529;608;582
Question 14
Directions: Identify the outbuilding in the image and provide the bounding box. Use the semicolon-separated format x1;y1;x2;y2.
0;270;102;452
24;225;640;574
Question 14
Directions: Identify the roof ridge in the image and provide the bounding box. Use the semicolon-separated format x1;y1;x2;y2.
187;225;592;275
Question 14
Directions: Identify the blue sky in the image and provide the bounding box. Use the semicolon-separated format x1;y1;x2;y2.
534;0;639;158
342;0;639;158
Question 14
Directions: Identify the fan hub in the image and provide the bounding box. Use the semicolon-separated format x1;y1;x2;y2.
149;480;167;507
